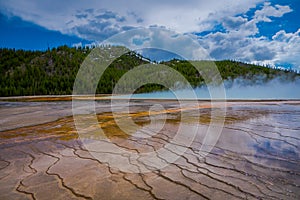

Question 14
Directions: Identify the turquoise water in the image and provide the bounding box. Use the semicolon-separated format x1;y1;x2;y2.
114;80;300;100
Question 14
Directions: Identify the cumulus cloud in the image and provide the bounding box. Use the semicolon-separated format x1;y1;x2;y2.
222;16;249;31
271;28;300;69
199;2;298;69
0;0;263;37
0;0;299;69
254;2;292;22
102;28;210;60
66;9;134;41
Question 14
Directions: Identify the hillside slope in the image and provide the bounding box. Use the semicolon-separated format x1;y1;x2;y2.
0;46;298;96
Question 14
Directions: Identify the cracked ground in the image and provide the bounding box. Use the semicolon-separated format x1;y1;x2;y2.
0;100;299;200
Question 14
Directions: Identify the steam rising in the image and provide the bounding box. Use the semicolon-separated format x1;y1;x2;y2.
129;76;300;100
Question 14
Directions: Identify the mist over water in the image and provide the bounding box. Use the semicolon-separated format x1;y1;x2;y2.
221;77;300;99
128;77;300;100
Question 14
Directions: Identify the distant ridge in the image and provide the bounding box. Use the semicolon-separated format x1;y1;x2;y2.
0;46;299;97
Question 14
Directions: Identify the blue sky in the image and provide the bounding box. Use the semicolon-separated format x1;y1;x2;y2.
0;0;299;69
0;13;91;50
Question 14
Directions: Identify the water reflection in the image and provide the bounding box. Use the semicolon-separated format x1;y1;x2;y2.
0;101;299;199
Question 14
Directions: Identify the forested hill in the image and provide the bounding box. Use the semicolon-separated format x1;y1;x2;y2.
0;46;299;96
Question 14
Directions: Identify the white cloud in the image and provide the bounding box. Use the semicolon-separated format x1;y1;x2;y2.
0;0;299;69
0;0;263;37
271;28;300;69
254;2;292;22
222;16;258;36
102;28;210;60
198;2;298;69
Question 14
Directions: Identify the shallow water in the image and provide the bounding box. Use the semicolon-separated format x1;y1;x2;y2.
0;100;299;199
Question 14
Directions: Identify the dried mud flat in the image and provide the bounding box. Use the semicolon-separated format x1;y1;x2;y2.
0;99;299;200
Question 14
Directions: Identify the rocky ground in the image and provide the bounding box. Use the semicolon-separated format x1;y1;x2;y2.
0;99;299;199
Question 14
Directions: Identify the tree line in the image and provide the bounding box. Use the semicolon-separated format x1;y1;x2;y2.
0;45;298;96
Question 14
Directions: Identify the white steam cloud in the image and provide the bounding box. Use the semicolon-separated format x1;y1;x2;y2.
129;76;300;100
